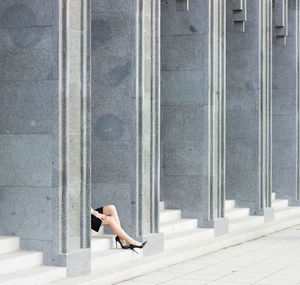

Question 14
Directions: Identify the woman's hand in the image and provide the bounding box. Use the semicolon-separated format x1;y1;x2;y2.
94;211;110;223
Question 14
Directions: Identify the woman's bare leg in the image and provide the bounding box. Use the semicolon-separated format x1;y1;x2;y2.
101;216;142;247
103;205;121;226
103;204;128;246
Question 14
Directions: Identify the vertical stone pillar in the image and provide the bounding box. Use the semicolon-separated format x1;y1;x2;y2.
272;0;300;205
90;0;163;255
53;0;91;276
161;0;227;234
0;0;91;276
226;0;274;219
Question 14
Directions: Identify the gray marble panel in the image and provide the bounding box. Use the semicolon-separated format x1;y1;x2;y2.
0;0;53;28
0;134;52;187
272;141;296;168
272;167;297;196
272;89;296;115
163;175;207;213
161;105;206;143
162;142;208;176
161;0;209;36
226;89;259;111
0;27;53;81
272;115;296;142
161;70;205;106
226;110;259;140
226;170;259;202
227;141;259;172
92;59;134;98
91;182;132;234
91;0;134;15
161;34;207;70
92;141;135;184
0;186;52;239
272;60;297;90
0;81;56;134
91;15;133;55
92;97;135;141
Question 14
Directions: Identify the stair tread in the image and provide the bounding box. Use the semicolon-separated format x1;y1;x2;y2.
226;207;249;213
272;199;288;204
275;206;300;212
0;235;19;241
0;250;41;261
160;208;181;212
160;218;197;227
0;265;65;282
228;215;264;224
53;212;300;285
164;228;214;240
92;248;134;258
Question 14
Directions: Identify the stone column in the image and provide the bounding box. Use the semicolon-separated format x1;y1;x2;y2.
0;0;91;277
226;0;274;219
161;0;227;234
90;0;163;255
272;0;300;205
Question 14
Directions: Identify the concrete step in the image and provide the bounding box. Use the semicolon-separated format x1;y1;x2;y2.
159;218;198;235
0;266;66;285
91;235;114;252
0;250;43;275
272;199;289;209
225;207;250;220
272;192;276;201
53;211;300;285
159;201;165;210
159;209;181;223
275;206;300;220
91;248;142;271
228;215;264;233
0;236;20;254
225;200;235;210
164;228;214;251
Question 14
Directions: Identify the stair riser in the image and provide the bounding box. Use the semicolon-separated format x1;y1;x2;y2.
92;251;141;271
272;200;289;209
160;220;198;235
91;239;113;253
0;253;43;275
275;208;300;220
160;202;165;210
0;238;20;254
0;269;66;285
164;232;214;251
225;209;250;220
229;218;264;233
225;201;235;211
159;211;181;223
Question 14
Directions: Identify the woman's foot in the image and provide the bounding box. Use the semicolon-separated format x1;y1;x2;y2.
120;238;127;247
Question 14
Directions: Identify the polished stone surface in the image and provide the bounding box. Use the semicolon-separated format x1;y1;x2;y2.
117;225;300;285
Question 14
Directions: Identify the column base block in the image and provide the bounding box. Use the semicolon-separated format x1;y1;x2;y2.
136;232;164;256
57;248;91;277
254;207;275;223
204;217;229;237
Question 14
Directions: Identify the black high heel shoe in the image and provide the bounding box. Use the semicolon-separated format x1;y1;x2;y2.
128;241;148;254
115;236;129;249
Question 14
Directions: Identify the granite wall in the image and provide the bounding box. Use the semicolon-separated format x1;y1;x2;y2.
272;0;300;205
161;0;227;230
0;0;91;276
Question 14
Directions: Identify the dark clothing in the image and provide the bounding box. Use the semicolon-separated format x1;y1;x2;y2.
91;206;104;232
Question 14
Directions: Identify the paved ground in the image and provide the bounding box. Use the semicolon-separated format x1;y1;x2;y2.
116;224;300;285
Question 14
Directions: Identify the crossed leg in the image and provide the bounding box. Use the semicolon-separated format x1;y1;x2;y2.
102;204;141;247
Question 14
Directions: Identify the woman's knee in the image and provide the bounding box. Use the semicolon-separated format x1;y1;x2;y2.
107;204;117;212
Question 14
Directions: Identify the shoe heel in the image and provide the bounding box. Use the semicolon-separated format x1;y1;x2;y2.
130;247;139;254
